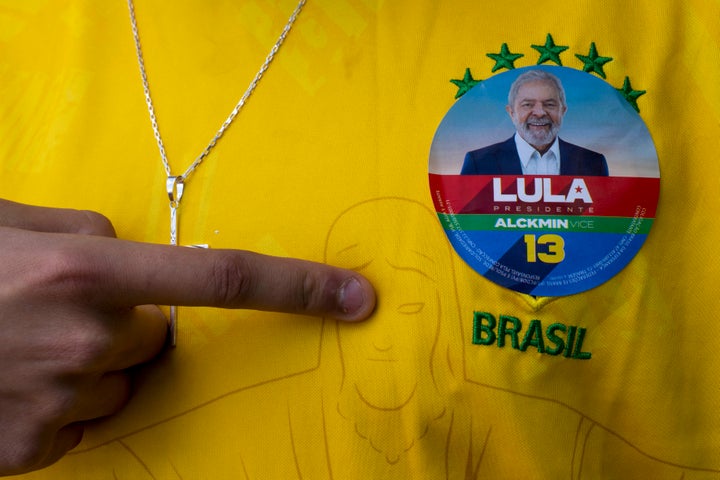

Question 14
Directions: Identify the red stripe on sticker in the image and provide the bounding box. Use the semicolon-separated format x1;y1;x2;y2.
429;174;659;217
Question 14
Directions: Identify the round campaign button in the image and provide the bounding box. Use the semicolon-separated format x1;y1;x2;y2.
428;66;659;296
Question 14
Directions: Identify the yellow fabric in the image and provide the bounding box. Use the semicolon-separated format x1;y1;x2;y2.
1;0;719;478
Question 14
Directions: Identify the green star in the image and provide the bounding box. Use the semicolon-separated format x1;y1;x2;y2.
575;42;613;78
450;68;482;99
616;76;646;112
531;34;569;66
487;43;524;72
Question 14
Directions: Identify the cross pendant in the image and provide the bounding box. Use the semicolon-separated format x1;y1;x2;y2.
166;177;208;346
165;175;209;347
167;176;184;346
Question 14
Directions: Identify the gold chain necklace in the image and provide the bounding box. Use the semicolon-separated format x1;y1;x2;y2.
127;0;307;345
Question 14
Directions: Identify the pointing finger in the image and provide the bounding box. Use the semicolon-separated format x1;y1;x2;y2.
29;233;376;322
108;242;377;321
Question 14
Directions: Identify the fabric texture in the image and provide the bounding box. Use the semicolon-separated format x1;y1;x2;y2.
1;0;719;478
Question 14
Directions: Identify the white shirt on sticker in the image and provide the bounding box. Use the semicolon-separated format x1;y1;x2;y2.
515;133;560;175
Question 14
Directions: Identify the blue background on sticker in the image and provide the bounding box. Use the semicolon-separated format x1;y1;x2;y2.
429;65;659;178
444;229;648;296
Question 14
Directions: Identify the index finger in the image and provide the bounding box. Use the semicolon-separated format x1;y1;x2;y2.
90;237;376;322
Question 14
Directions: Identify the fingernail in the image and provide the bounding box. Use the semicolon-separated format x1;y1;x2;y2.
337;277;365;317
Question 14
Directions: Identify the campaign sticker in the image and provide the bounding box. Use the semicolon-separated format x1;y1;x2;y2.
428;66;660;296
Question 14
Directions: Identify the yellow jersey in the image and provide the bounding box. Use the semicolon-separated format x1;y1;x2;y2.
1;0;718;478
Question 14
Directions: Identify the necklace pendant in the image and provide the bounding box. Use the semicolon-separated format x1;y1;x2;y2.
130;0;307;347
168;202;179;346
169;204;179;246
167;175;184;246
166;175;185;345
169;305;178;347
166;175;185;203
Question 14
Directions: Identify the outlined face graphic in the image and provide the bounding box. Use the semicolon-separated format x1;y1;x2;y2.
337;250;441;409
324;198;456;411
507;79;567;151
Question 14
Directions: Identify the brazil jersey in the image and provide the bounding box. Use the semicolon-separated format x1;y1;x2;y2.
1;0;719;478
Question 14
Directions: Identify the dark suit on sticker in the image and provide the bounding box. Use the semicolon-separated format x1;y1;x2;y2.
461;136;609;176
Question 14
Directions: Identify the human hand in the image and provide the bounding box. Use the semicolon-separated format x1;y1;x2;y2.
0;199;375;475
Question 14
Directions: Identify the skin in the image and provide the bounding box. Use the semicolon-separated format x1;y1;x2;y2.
506;79;567;155
0;198;375;476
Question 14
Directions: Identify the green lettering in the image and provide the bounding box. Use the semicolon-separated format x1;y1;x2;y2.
545;323;566;356
471;313;592;362
571;327;592;360
472;312;496;345
563;326;577;357
520;319;545;353
498;315;521;349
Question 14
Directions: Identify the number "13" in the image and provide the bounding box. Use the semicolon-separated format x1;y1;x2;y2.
523;234;566;263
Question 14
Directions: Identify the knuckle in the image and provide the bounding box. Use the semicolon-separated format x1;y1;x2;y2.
208;253;255;306
30;247;98;301
296;270;334;314
74;210;116;237
57;324;112;371
1;402;70;473
299;270;316;311
23;310;112;372
34;389;76;426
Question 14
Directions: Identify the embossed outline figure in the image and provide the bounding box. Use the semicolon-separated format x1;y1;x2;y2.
39;198;717;479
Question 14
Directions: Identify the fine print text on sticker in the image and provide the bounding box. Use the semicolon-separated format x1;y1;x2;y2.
429;66;660;296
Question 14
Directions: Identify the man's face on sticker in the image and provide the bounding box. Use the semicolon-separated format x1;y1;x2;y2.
507;79;567;151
